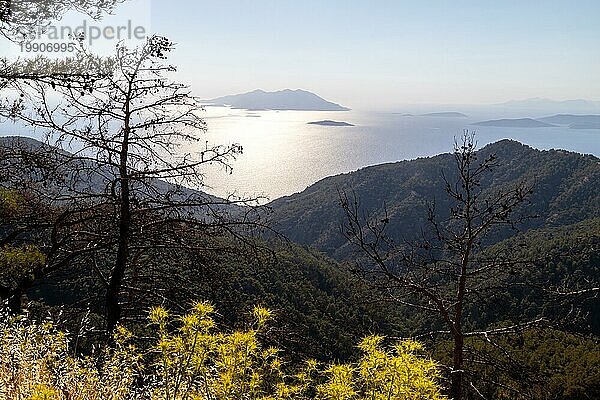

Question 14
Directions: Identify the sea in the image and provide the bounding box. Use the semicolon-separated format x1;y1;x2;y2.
4;106;600;201
197;107;600;200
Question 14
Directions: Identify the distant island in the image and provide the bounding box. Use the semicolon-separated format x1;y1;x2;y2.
307;120;355;127
205;89;350;111
421;112;468;118
472;118;557;128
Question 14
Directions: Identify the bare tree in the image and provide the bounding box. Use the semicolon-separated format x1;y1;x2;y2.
1;35;264;334
340;132;536;399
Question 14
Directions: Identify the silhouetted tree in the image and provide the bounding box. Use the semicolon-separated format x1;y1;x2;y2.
1;36;263;334
341;132;538;399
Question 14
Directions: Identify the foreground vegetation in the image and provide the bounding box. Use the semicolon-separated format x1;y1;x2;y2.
0;304;445;400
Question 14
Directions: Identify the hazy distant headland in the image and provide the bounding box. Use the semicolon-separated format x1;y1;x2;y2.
473;114;600;129
495;98;600;114
205;89;350;111
420;112;468;118
537;114;600;129
568;123;600;129
307;120;355;127
473;118;557;128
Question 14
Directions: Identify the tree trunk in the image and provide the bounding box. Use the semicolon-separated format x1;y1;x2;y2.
451;332;464;400
105;198;130;333
452;246;469;399
106;119;131;334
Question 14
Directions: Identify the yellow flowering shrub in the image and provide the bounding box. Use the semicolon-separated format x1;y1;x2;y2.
0;304;445;399
0;313;142;400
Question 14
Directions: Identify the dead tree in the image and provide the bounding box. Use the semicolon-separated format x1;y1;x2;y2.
341;131;536;399
2;35;264;334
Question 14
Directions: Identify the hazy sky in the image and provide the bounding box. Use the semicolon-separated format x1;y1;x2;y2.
144;0;600;110
7;0;599;110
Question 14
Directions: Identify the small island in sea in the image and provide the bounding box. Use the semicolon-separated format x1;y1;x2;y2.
307;120;355;127
421;112;468;117
472;118;557;128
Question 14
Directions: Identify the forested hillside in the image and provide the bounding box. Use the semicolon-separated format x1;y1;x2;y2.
269;140;600;259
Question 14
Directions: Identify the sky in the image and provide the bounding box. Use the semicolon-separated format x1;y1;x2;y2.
4;0;600;110
147;0;600;110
